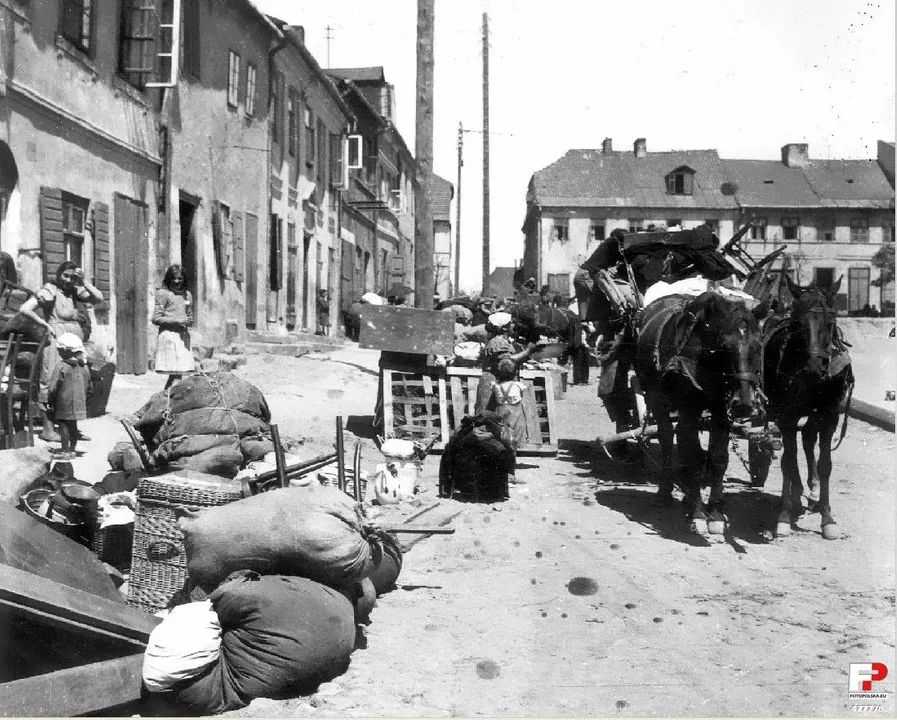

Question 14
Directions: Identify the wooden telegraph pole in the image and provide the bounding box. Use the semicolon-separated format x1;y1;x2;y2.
455;122;463;296
414;0;435;309
481;13;490;296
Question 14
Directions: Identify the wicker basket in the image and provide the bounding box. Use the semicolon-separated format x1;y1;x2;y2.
127;470;245;614
92;523;134;572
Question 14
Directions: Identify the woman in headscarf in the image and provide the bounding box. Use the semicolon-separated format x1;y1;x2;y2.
16;260;104;441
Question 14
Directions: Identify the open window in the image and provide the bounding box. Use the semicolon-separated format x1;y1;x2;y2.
346;135;363;170
118;0;181;89
665;166;695;196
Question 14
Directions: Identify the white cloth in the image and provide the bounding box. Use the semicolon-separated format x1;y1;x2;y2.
154;328;195;373
143;600;222;693
487;311;512;328
380;438;417;460
97;492;137;530
644;276;759;308
361;292;387;305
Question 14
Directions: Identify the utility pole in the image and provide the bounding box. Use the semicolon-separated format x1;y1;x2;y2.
324;25;333;68
481;12;490;296
414;0;435;309
455;122;463;296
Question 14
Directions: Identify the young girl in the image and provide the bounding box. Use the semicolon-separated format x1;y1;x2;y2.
47;333;92;458
485;357;531;484
153;264;194;389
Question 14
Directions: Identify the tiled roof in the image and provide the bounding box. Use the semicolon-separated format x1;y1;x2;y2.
723;160;820;208
803;160;894;208
326;67;385;83
530;149;738;209
431;174;454;222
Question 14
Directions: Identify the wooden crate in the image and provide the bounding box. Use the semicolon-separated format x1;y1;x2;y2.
380;365;557;455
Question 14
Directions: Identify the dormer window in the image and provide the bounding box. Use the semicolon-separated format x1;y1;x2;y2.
665;167;694;195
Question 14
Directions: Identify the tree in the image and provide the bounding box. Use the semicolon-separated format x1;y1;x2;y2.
871;244;895;287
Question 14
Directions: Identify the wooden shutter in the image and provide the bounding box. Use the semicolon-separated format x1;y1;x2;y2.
39;187;65;284
92;201;110;312
233;211;244;282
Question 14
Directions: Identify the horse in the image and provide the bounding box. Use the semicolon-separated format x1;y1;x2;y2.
510;300;579;348
761;276;853;540
634;291;765;535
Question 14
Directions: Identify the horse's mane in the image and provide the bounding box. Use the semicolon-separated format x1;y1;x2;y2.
684;291;756;332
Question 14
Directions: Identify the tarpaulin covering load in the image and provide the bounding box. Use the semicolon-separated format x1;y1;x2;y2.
178;482;387;592
131;372;274;478
172;572;356;714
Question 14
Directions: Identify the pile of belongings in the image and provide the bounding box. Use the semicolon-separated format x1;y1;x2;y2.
142;480;404;714
131;372;274;478
439;415;514;502
643;276;758;308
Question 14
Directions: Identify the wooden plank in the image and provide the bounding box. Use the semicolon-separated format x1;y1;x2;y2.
520;381;542;446
467;376;479;416
543;373;559;446
359;304;454;355
382;369;394;436
391;397;438;406
450;376;464;429
0;564;160;643
422;375;433;396
0;652;146;718
438;376;450;443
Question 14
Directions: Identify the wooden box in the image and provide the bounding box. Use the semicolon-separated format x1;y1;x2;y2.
359;305;454;355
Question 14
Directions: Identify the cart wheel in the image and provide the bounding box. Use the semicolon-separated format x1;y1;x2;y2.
748;436;772;487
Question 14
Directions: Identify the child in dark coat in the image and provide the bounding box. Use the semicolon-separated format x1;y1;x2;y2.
47;332;92;458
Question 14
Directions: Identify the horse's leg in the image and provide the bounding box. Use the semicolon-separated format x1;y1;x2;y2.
801;416;820;511
677;411;706;534
705;409;730;535
776;420;800;537
656;412;676;503
816;408;841;540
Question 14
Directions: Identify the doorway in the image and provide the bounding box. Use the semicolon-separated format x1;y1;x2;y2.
244;213;258;328
178;196;199;321
301;232;311;329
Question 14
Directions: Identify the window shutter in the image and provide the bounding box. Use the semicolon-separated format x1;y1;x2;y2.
93;201;111;311
233;210;244;282
223;212;233;277
39;187;65;284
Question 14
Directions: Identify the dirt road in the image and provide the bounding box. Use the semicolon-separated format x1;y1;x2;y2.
171;347;893;718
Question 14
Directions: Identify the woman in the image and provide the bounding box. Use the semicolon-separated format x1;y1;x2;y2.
474;312;536;416
152;264;194;389
17;261;104;441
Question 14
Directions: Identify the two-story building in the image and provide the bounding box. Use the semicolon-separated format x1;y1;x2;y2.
522;138;895;312
0;0;163;372
431;173;454;299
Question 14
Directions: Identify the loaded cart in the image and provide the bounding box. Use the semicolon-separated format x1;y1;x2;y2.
592;220;788;485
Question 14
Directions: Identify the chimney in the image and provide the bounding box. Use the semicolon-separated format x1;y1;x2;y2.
289;25;305;43
602;138;613;154
781;143;809;168
634;138;647;158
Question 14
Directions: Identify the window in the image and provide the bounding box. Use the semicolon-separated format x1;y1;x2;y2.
317;119;326;185
271;72;283;143
704;219;719;236
61;0;93;54
346;135;363;169
329;133;344;188
287;89;297;156
227;50;240;108
628;219;643;233
552;220;568;242
547;273;570;296
665;171;694;195
849;218;869;243
304;107;315;168
589;224;605;243
848;267;870;312
245;64;257;117
750;217;767;240
814;267;835;287
782;216;800;241
118;0;155;89
62;193;88;267
666;219;682;230
883;217;895;243
182;0;199;78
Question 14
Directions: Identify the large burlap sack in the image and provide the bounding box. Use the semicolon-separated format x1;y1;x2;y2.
155;408;269;444
143;600;222;693
154;434;240;463
170;441;244;478
178;483;385;591
173;573;356;714
239;436;275;462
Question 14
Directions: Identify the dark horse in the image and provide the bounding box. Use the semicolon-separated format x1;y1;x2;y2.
762;276;853;540
510;301;579;350
635;291;764;535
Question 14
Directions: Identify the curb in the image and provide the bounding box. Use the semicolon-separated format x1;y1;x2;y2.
849;398;895;432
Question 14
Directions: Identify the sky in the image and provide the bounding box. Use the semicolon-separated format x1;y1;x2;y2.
253;0;895;293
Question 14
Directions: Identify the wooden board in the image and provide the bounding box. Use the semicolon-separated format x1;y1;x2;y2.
359;305;454;355
0;652;145;718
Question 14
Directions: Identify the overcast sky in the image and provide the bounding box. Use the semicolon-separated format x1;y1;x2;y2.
253;0;895;293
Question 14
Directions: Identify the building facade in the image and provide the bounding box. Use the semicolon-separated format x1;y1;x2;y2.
523;138;895;312
431;173;454;300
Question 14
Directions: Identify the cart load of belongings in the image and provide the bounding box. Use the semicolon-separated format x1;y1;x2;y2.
142;480;404;714
131;371;274;478
439;414;515;502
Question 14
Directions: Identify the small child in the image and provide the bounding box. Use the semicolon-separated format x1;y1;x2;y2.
47;333;92;458
487;357;531;484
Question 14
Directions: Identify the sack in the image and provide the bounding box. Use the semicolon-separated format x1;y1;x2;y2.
156;408;269;444
107;441;145;472
173;573;356;714
368;531;402;595
143;600;222;693
179;482;385;591
154;434;241;463
170;441;244;478
239;436;274;462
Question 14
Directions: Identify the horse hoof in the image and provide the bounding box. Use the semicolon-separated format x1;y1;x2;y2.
822;523;841;540
690;518;708;535
775;522;792;538
708;520;726;535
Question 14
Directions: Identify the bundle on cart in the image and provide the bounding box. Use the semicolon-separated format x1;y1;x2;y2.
132;372;274;478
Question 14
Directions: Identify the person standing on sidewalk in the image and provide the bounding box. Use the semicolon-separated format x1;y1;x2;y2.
16;261;103;442
152;264;195;390
46;333;92;458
